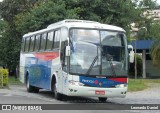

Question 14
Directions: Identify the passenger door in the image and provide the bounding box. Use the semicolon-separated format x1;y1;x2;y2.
60;27;69;94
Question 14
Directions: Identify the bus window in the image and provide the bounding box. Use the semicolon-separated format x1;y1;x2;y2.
24;37;30;52
35;35;41;51
40;33;47;51
29;36;35;52
53;30;60;49
46;31;54;50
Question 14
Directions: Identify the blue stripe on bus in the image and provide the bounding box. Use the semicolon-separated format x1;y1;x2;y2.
79;76;127;88
25;57;52;90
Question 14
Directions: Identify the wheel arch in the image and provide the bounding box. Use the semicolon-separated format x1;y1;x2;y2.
50;73;58;91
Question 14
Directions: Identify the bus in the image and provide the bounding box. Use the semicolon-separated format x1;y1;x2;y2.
19;19;133;102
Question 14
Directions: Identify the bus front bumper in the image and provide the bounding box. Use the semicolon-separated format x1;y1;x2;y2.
67;85;127;98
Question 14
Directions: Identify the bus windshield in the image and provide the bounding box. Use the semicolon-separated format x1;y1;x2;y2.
69;29;128;77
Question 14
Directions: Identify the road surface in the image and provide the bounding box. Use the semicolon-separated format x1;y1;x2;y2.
0;84;160;113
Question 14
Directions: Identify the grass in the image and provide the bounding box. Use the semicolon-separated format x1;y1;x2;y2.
0;76;22;89
128;78;160;92
8;76;22;85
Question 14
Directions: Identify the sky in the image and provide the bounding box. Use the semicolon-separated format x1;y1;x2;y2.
157;0;160;4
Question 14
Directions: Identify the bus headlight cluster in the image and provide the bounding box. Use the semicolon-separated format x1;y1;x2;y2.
69;80;84;86
115;84;127;88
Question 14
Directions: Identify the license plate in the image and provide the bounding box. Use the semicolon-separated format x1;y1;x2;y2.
95;90;105;95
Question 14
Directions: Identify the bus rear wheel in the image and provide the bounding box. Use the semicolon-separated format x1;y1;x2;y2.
98;97;107;102
53;83;63;100
26;76;34;92
26;76;39;93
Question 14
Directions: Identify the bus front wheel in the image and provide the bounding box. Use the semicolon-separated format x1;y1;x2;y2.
53;83;63;100
98;97;107;102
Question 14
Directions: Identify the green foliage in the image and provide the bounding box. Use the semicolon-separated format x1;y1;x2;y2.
151;40;160;68
129;55;142;77
0;68;9;86
8;76;22;85
15;0;78;35
128;79;147;91
138;0;158;9
0;0;35;70
128;78;160;91
0;0;37;22
65;0;141;30
0;27;21;70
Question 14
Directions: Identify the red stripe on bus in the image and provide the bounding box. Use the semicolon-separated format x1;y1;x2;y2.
108;78;127;83
34;52;59;61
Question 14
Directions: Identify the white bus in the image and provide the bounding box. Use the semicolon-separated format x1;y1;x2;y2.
19;19;130;102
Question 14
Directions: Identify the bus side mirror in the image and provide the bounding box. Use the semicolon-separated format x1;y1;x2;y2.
65;46;70;57
129;50;134;63
128;45;134;63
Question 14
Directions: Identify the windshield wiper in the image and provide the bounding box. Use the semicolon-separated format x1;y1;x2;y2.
106;54;116;77
86;56;98;74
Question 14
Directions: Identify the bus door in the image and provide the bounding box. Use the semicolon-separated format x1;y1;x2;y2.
60;28;68;94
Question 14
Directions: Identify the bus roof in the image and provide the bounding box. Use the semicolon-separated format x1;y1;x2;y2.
23;19;125;38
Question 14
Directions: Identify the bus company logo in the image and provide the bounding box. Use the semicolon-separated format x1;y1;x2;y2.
82;79;99;84
82;79;94;84
94;80;99;84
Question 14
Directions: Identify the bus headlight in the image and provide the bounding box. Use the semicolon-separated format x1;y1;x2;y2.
115;84;127;88
69;80;84;86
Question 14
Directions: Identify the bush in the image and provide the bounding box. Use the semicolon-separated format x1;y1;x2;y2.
129;54;142;77
0;68;9;86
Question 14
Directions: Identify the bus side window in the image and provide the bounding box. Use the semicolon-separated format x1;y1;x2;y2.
46;31;54;50
24;37;30;52
29;36;35;52
40;33;47;51
53;30;60;49
35;35;41;51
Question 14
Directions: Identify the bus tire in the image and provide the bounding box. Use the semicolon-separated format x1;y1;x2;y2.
26;75;34;92
98;97;107;102
53;83;63;100
33;87;39;93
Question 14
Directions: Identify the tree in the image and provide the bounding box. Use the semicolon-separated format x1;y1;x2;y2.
150;22;160;68
15;0;78;35
135;0;160;40
0;0;37;70
151;39;160;68
64;0;141;30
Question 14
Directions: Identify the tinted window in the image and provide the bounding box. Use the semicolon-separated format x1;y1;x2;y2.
54;30;60;48
25;37;30;52
40;33;47;50
46;31;54;50
35;35;41;51
29;36;35;52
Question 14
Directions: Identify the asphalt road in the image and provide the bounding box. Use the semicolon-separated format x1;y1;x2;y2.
0;84;160;113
